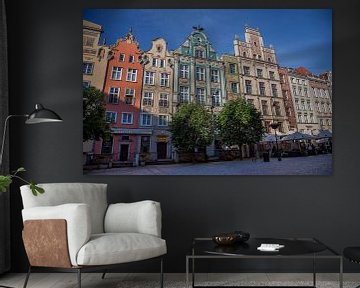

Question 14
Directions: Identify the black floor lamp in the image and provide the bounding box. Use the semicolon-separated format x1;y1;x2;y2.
0;104;63;167
0;104;62;288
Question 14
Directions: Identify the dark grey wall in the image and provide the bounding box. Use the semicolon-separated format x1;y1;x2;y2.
6;0;360;273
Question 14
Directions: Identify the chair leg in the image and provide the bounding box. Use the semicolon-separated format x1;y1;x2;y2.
160;257;164;288
101;270;107;279
77;268;81;288
23;266;31;288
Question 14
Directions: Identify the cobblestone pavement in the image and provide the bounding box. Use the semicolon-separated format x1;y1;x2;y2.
84;153;332;176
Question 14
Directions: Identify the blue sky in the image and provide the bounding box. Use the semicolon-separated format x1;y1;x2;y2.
84;9;332;75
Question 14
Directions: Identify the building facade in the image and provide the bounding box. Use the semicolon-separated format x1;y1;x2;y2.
233;27;289;134
287;68;319;134
172;26;226;114
140;38;174;161
82;20;110;90
278;67;297;131
94;30;145;165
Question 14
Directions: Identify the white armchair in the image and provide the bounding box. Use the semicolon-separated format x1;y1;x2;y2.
20;183;166;288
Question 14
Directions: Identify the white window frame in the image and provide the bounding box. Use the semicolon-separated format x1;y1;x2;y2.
108;87;120;104
159;59;166;68
121;112;133;124
125;88;135;105
211;89;221;107
160;73;169;87
158;115;169;127
126;69;138;82
180;64;189;78
152;58;158;67
159;93;169;107
259;82;265;96
111;67;122;80
105;111;117;123
119;54;125;62
196;66;205;81
143;92;153;106
144;71;155;85
196;88;206;104
231;82;239;93
179;86;190;103
245;80;252;94
141;113;152;126
211;69;219;83
129;55;135;63
83;62;93;75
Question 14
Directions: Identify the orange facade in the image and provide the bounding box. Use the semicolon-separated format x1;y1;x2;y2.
94;32;144;163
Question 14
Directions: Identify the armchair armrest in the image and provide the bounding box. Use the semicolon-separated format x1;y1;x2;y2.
104;200;162;237
22;203;91;266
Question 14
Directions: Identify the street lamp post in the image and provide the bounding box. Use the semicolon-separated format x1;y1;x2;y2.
270;122;282;161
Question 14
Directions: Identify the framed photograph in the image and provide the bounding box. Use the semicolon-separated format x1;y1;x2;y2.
82;9;332;175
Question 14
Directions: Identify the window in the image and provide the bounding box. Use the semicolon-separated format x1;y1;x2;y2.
108;87;119;104
304;114;308;123
268;57;272;62
128;55;134;63
243;66;250;76
269;71;275;80
310;113;314;123
211;89;221;107
271;84;278;97
141;114;152;126
143;92;153;106
121;112;133;124
259;82;265;96
83;81;90;88
179;86;190;103
140;136;150;153
304;87;308;97
159;59;166;68
306;100;311;111
152;58;158;67
119;54;125;62
158;115;169;126
196;66;205;81
261;100;269;115
144;71;155;85
298;113;302;123
301;100;305;110
195;49;204;58
160;73;169;87
245;80;252;94
83;62;93;74
111;67;122;80
327;119;332;126
196;88;206;105
125;88;135;105
126;69;137;82
328;103;332;113
243;51;247;57
159;93;169;107
313;88;318;97
180;64;189;78
231;82;239;93
101;136;113;154
229;63;237;74
295;99;299;110
83;36;95;47
211;69;219;83
273;102;281;116
322;102;326;112
292;86;297;96
298;87;302;96
257;69;263;78
247;99;254;106
105;111;116;123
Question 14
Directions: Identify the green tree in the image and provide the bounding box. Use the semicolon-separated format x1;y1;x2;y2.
217;98;264;155
83;87;110;142
169;103;212;152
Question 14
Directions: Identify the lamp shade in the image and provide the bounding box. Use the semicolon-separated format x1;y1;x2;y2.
25;104;63;124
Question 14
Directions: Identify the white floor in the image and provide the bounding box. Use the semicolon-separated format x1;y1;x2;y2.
0;273;359;288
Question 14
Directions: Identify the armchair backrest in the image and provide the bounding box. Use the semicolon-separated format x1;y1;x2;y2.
20;183;108;234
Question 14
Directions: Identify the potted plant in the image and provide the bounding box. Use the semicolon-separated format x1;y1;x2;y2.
0;167;44;196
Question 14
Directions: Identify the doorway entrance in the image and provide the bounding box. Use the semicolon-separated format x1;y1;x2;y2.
157;142;167;159
119;144;129;161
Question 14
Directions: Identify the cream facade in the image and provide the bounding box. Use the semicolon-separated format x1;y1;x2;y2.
287;69;319;134
233;27;289;134
140;38;174;161
82;20;110;90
